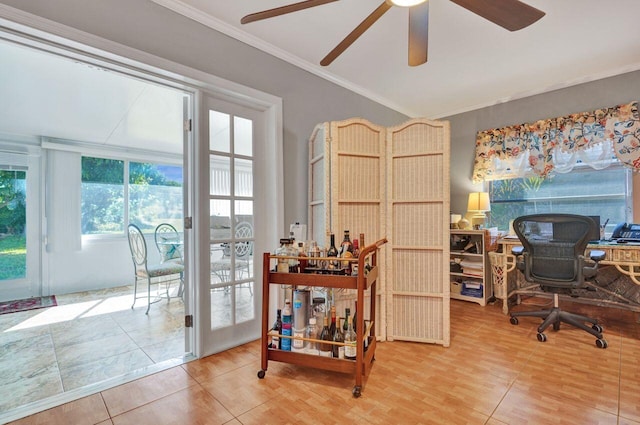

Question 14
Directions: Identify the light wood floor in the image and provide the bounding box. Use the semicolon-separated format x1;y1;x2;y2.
8;298;640;425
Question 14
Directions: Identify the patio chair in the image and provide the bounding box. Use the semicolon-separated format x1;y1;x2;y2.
154;223;184;297
211;221;253;294
128;223;184;314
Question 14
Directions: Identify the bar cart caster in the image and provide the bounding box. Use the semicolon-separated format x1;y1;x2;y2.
352;386;362;398
257;370;266;379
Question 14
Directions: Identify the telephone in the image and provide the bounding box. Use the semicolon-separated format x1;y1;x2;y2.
611;223;640;241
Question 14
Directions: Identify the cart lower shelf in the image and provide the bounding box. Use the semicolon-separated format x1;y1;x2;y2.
258;337;377;398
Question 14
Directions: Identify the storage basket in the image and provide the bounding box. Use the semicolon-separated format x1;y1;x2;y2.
461;281;483;298
488;251;506;299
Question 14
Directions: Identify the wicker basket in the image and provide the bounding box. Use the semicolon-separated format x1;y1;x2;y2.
488;251;507;299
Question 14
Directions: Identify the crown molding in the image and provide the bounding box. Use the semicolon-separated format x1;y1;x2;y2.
149;0;415;117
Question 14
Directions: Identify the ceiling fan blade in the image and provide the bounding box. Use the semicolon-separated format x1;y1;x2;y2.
241;0;338;24
320;1;392;66
450;0;545;31
408;2;429;66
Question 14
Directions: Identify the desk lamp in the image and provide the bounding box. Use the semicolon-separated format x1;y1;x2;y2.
467;192;490;229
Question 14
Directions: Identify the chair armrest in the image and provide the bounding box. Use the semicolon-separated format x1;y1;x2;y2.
511;245;524;256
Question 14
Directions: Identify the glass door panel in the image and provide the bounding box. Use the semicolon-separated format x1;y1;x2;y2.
0;169;27;281
0;151;40;302
202;94;261;354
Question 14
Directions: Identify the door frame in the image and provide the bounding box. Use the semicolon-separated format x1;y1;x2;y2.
0;144;42;301
197;94;275;356
0;3;284;420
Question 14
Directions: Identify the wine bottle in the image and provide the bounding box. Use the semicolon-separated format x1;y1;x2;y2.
332;308;345;359
344;308;357;360
343;307;350;333
319;315;332;357
327;233;339;268
281;299;292;351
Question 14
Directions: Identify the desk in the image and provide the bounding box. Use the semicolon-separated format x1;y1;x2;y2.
491;237;640;315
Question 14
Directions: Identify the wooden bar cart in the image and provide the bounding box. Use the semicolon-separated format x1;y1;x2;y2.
257;238;387;397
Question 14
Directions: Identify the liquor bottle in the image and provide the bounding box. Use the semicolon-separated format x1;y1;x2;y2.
339;230;354;275
307;240;321;269
327;233;339;268
305;317;319;355
319;315;333;357
332;308;345;359
281;299;292;351
276;238;292;273
270;309;282;349
340;230;354;256
344;308;357;360
297;242;308;273
352;238;360;259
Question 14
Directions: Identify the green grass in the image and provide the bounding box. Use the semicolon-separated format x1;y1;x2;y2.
0;235;26;280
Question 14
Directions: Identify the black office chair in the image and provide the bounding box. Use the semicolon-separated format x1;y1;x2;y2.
509;214;608;348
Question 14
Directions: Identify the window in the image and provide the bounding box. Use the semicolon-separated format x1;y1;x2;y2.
487;165;631;235
81;156;183;235
81;157;124;235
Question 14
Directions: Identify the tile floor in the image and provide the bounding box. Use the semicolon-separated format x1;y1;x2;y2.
5;297;640;425
0;286;186;415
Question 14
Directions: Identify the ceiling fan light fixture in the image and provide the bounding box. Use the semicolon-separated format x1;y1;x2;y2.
388;0;427;7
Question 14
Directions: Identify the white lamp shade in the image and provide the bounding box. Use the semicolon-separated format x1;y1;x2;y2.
467;192;490;217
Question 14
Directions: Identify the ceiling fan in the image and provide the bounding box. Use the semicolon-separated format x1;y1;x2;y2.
241;0;545;67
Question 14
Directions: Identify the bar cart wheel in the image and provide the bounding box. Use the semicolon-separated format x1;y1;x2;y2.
352;386;361;398
257;369;266;379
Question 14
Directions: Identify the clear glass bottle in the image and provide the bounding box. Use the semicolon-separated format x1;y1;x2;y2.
305;317;319;355
344;308;357;360
319;315;332;357
281;299;292;351
276;238;292;273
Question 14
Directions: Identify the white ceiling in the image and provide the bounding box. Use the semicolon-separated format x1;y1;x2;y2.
0;39;185;154
152;0;640;118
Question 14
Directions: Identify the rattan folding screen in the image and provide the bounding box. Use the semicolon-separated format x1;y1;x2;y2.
308;118;450;346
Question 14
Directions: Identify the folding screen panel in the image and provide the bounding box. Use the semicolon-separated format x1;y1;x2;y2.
309;117;450;345
386;118;451;346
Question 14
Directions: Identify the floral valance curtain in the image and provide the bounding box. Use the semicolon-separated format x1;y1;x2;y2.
472;101;640;183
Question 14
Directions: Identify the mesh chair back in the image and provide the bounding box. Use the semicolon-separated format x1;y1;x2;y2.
513;214;595;287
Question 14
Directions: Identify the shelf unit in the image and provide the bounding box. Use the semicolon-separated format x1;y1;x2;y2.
449;229;491;306
258;239;386;398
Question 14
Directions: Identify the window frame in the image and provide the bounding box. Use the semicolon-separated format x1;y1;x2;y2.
81;153;183;240
486;162;633;234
